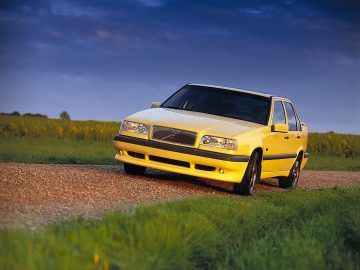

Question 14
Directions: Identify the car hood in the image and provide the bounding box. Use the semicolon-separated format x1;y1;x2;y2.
125;108;264;138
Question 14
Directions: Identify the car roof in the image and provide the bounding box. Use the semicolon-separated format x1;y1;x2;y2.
188;83;274;98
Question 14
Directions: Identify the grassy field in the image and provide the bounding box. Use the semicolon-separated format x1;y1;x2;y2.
0;115;359;170
0;137;117;165
1;187;359;270
305;155;360;171
0;115;118;141
1;137;359;171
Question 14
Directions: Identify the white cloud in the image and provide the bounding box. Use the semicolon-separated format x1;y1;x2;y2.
50;1;99;17
92;30;129;46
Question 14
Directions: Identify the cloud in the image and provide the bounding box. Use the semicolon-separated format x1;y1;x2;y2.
46;29;64;39
238;5;281;16
92;29;129;46
50;1;100;17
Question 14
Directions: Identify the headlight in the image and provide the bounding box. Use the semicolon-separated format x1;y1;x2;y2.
200;135;238;150
120;121;149;135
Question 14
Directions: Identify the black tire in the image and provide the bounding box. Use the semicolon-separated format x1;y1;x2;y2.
234;152;260;196
278;157;301;189
123;162;146;175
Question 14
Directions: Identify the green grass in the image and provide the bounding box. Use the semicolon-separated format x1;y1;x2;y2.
1;187;359;270
306;154;360;171
1;137;359;171
0;137;117;165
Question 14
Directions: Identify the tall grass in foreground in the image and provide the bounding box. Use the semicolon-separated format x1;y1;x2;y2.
1;187;359;270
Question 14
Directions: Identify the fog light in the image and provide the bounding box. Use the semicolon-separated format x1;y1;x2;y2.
219;169;224;174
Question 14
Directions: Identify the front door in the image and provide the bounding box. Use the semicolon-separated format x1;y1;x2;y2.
262;100;294;172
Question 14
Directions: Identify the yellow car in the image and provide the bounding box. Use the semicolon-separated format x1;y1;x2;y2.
114;84;309;195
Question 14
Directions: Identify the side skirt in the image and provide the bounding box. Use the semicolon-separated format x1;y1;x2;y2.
260;170;290;179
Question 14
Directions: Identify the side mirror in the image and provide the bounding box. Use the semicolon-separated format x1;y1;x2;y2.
151;102;161;108
271;123;289;133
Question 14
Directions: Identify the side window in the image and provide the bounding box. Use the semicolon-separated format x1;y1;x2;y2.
284;102;297;131
272;101;286;124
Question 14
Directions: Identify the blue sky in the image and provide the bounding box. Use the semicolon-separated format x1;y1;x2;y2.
0;0;359;133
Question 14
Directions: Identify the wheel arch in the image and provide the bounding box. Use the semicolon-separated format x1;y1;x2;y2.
251;147;263;173
296;147;304;164
252;147;263;160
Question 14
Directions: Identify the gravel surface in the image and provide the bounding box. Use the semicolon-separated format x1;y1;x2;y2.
1;163;359;229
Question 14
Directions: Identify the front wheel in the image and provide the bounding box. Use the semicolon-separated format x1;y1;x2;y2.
234;152;260;196
278;158;300;189
123;162;147;175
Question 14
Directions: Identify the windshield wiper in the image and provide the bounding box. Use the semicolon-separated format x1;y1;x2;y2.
162;106;195;112
162;106;181;109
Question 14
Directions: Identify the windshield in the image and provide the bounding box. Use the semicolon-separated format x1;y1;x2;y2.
161;85;271;125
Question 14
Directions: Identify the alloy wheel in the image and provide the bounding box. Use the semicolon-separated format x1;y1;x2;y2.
291;160;300;188
249;158;258;193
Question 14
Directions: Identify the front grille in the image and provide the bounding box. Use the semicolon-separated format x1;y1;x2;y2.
149;155;190;168
151;125;197;146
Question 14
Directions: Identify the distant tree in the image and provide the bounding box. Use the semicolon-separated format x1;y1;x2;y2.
23;113;48;118
10;111;21;116
0;111;21;116
60;111;71;120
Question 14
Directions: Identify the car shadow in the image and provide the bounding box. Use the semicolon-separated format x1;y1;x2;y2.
258;179;279;187
146;170;234;194
88;164;280;195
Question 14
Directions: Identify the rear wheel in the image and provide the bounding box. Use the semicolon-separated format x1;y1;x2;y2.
123;162;146;175
234;152;260;196
279;157;301;189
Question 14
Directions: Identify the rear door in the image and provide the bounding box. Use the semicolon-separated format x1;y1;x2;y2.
284;102;302;159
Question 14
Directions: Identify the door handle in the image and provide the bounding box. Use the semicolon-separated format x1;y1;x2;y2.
284;136;289;140
297;136;301;139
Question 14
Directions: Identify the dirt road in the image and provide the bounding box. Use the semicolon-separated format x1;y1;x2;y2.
1;163;359;229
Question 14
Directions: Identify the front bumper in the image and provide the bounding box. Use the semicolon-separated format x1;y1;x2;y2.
113;134;249;183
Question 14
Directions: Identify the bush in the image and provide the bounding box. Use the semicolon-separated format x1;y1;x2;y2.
308;132;360;157
0;111;21;116
23;113;48;118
